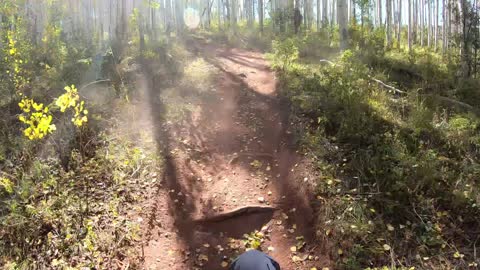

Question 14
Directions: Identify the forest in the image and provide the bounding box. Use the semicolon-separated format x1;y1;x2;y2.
1;0;480;269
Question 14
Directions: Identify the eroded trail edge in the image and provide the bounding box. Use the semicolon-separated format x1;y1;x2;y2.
140;40;329;270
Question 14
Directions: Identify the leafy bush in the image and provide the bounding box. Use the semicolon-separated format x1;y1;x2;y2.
270;38;299;70
274;42;480;269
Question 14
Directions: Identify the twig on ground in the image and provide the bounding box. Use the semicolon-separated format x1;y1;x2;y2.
369;76;406;94
319;59;335;65
424;94;478;112
319;59;405;94
80;79;111;91
195;206;278;223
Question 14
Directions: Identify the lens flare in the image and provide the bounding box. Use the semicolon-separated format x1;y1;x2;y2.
184;7;200;29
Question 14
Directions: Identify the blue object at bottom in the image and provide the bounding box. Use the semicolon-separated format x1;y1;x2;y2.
230;250;281;270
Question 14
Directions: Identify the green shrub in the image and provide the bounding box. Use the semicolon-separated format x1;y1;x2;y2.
270;38;299;70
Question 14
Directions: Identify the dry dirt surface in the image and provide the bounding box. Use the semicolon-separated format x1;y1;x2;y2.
137;38;332;270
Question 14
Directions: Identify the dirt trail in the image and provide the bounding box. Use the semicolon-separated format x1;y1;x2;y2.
139;39;330;270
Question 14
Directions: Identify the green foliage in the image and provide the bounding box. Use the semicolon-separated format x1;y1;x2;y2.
271;38;299;70
275;37;480;269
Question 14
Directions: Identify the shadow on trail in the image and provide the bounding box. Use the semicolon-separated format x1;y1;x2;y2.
137;67;197;245
139;53;277;269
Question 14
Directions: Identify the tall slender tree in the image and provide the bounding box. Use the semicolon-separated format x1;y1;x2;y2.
435;0;439;50
259;0;264;32
323;0;328;25
398;0;402;48
338;0;348;50
387;0;392;47
408;0;412;51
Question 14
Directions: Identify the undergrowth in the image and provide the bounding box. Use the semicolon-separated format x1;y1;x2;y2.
272;33;480;269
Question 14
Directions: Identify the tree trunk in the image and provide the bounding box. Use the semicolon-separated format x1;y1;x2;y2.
408;0;412;51
413;0;417;43
175;0;184;32
306;0;313;30
435;0;439;50
377;0;382;26
442;0;446;53
166;0;172;33
218;0;222;28
427;0;431;47
338;0;348;50
420;0;424;46
139;5;146;52
331;0;336;26
231;0;237;29
225;0;231;28
459;0;470;77
317;0;321;30
387;0;392;47
323;0;328;25
351;0;356;25
258;0;264;32
398;0;402;48
122;0;127;40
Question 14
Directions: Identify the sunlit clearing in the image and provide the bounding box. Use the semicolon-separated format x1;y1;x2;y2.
184;7;200;29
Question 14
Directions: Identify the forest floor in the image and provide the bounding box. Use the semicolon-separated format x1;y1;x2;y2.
123;38;331;270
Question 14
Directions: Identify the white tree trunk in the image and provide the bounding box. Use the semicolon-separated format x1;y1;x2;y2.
408;0;412;51
420;0;424;46
398;0;402;48
427;0;431;47
337;0;348;50
259;0;264;32
323;0;328;25
435;0;439;50
317;0;321;30
386;0;392;47
377;0;382;26
442;0;446;53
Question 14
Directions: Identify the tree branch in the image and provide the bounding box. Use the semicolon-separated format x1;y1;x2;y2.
79;79;111;91
368;76;406;94
319;59;405;94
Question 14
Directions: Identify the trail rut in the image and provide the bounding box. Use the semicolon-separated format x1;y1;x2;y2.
138;40;330;270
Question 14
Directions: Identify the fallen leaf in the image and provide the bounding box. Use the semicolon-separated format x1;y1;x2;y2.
292;255;301;262
199;254;209;261
221;261;229;268
387;224;395;231
383;244;391;251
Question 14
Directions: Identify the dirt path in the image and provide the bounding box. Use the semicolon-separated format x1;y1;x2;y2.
139;39;331;270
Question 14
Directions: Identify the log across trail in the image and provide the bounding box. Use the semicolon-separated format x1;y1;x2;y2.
138;40;330;270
